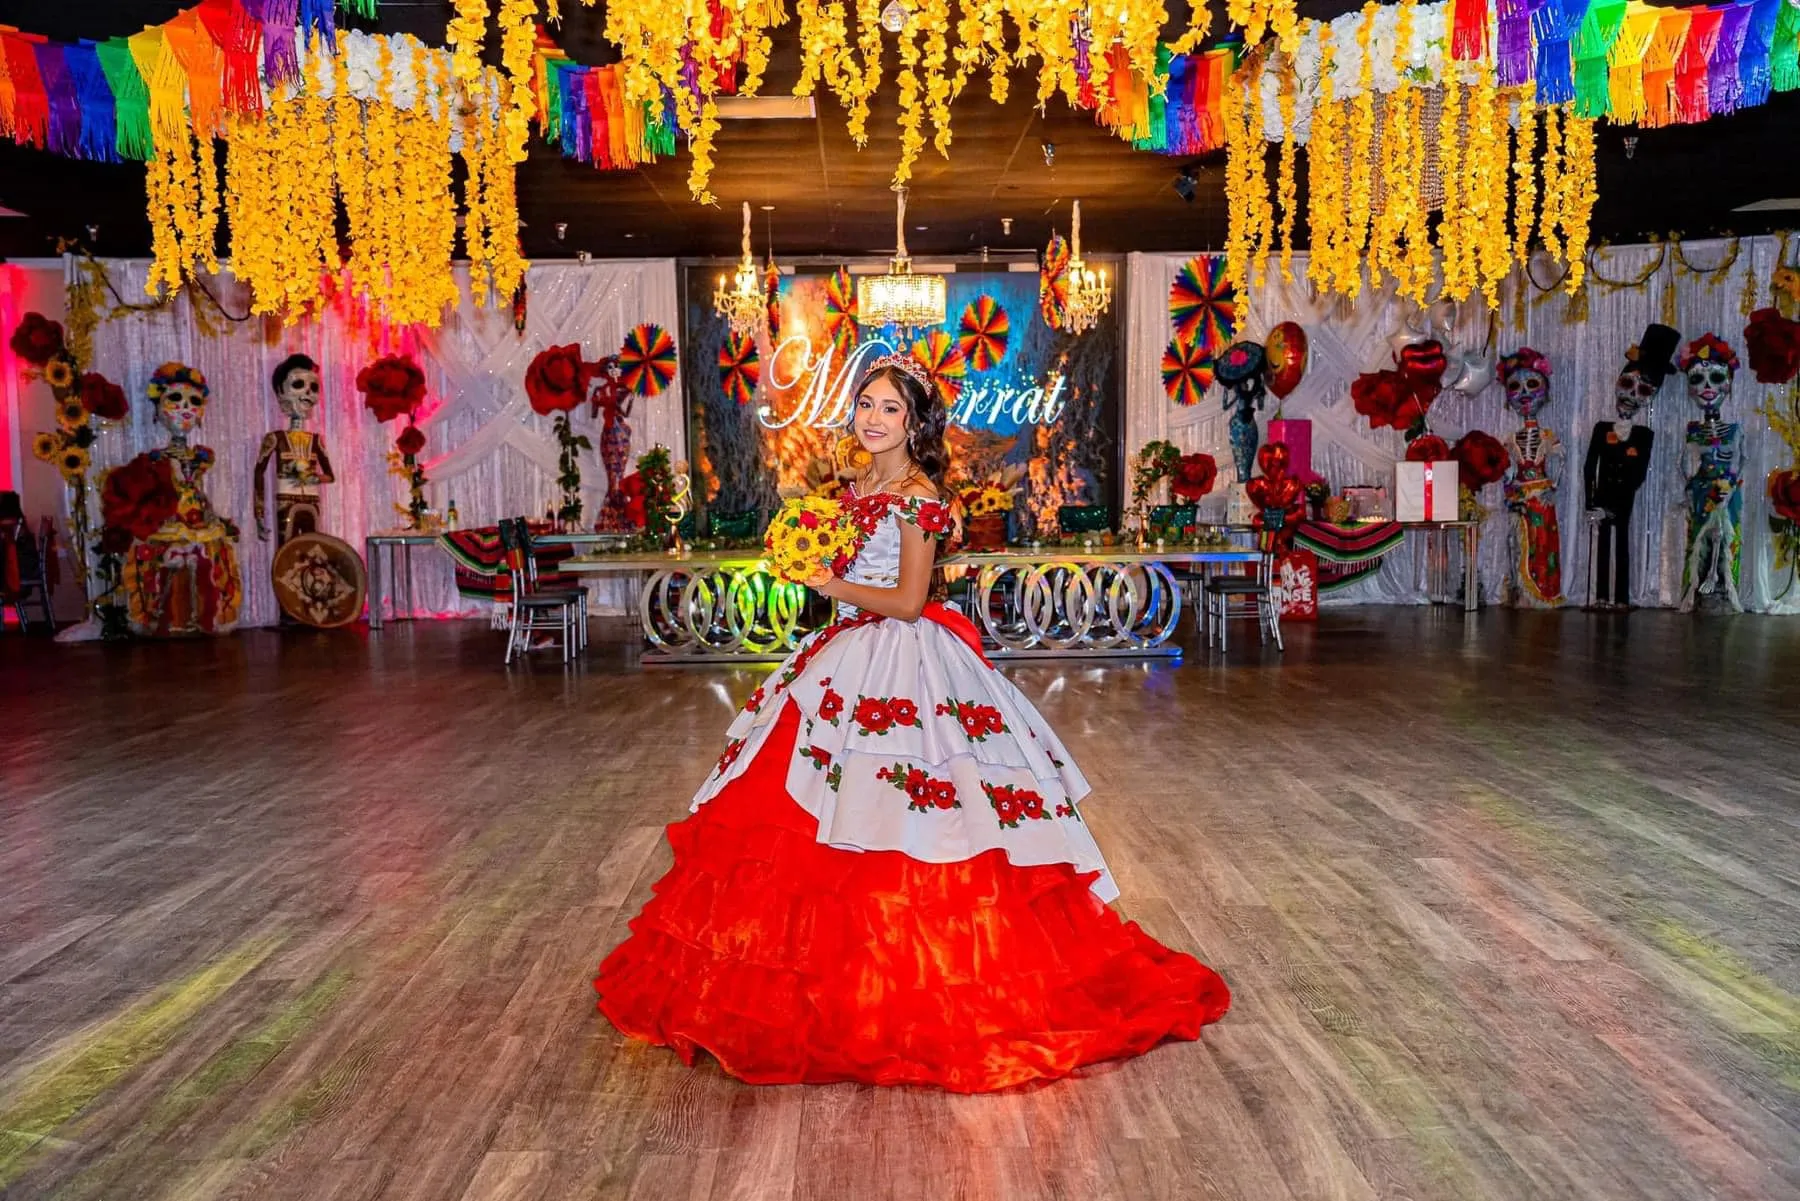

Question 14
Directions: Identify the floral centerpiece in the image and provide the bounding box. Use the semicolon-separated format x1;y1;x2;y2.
14;311;131;632
764;496;857;585
959;469;1022;551
1761;387;1800;598
357;354;432;529
1451;430;1510;524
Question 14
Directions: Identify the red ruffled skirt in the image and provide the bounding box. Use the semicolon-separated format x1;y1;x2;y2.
593;703;1231;1092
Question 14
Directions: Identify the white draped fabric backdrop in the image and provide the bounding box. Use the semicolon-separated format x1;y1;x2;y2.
1125;239;1800;614
11;259;683;625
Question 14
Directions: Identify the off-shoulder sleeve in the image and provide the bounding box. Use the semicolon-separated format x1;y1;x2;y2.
896;497;955;539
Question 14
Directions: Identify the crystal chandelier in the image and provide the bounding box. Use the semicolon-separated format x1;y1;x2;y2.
1060;200;1112;336
713;201;765;337
857;188;946;333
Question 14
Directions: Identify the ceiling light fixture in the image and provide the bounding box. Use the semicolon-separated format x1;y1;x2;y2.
1173;165;1198;202
714;201;766;336
1058;200;1111;336
857;187;946;334
880;0;910;32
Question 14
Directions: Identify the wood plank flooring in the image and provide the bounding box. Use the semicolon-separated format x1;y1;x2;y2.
1;608;1797;1201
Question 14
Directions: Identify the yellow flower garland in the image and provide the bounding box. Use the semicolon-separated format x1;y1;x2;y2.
1342;2;1378;299
447;0;488;87
1305;37;1341;294
1537;101;1564;266
1561;114;1596;292
1438;73;1471;301
1275;63;1297;284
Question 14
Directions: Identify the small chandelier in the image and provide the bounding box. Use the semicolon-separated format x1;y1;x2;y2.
857;187;946;333
1060;199;1112;336
713;201;765;337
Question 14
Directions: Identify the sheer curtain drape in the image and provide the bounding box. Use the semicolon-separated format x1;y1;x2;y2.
1125;240;1798;614
71;259;683;626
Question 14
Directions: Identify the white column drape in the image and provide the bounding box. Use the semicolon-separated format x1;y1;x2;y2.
1124;240;1799;614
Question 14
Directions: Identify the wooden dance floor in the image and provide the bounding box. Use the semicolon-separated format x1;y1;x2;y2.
3;608;1798;1201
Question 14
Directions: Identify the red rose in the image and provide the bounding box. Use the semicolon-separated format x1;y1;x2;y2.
819;687;845;722
993;793;1021;825
1405;435;1450;463
853;697;893;733
1452;430;1510;489
1770;468;1800;525
798;510;820;530
357;355;427;423
1744;308;1800;386
1351;368;1404;430
889;698;918;726
9;312;66;367
619;472;647;529
980;707;1004;734
1171;452;1218;501
79;373;129;421
1018;789;1045;820
930;781;957;809
100;454;180;539
526;344;588;415
395;424;427;457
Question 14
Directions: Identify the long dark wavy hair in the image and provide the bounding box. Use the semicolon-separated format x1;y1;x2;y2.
853;362;953;599
853;363;950;500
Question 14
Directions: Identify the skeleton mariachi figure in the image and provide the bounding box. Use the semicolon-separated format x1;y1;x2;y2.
1499;348;1566;607
1583;324;1675;610
254;354;336;546
1678;334;1745;613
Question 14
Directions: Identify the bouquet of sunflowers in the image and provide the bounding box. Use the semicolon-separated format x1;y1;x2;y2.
764;496;858;585
961;482;1016;518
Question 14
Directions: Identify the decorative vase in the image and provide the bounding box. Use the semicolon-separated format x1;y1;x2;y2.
964;513;1007;552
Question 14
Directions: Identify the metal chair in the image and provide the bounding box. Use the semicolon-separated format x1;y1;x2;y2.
1202;519;1284;654
499;518;587;664
0;516;54;634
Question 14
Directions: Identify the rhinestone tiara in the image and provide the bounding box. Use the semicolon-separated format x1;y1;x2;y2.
862;351;934;393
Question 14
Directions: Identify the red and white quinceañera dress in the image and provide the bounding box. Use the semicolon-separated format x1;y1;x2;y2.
593;488;1230;1091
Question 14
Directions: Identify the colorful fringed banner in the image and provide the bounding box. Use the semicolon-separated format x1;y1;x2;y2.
0;0;379;163
1431;0;1800;128
538;48;677;172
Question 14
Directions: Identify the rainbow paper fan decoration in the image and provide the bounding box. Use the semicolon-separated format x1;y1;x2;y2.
823;266;859;353
618;323;677;397
717;332;761;406
1162;335;1215;407
1040;234;1071;329
910;330;968;401
1168;257;1237;353
957;296;1011;372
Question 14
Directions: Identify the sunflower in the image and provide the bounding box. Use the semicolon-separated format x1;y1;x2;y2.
57;398;88;431
44;356;76;391
58;445;91;478
33;431;62;462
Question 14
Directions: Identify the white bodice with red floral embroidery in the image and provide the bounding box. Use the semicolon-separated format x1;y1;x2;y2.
692;491;1119;901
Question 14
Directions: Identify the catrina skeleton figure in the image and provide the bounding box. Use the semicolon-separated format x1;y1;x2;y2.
1677;334;1744;613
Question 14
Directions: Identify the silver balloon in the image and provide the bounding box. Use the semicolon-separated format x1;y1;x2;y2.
1450;350;1496;396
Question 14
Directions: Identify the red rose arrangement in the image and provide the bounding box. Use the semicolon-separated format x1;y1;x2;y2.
356;355;427;424
1352;339;1448;435
1770;468;1800;525
1405;434;1451;462
1744;308;1800;386
100;455;180;540
395;425;427;458
1451;430;1510;489
1170;451;1218;502
8;312;65;367
525;344;593;415
79;373;129;421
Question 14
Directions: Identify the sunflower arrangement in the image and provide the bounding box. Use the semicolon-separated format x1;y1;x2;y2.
961;482;1017;518
763;496;858;586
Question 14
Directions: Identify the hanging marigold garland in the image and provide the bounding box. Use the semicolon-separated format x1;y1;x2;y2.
1239;16;1600;309
598;0;1213;200
1275;63;1297;283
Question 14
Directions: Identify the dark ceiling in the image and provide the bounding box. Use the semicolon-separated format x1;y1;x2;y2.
1;0;1797;263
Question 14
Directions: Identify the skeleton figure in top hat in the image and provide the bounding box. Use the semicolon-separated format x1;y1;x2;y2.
1583;324;1675;611
254;354;336;545
1677;334;1745;613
